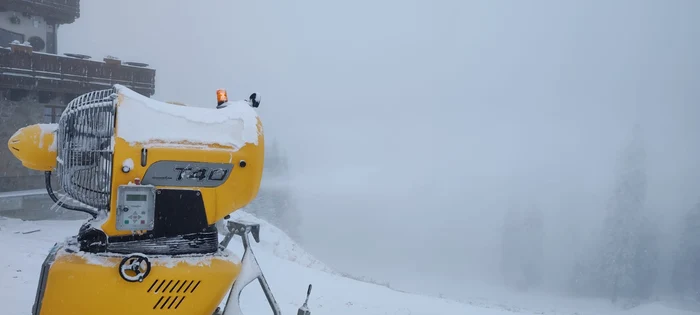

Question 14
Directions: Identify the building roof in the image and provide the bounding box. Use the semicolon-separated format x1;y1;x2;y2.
0;0;80;25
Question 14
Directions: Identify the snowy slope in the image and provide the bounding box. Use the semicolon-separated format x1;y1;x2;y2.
0;214;696;315
221;210;336;275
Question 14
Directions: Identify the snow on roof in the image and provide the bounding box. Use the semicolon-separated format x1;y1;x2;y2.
10;40;31;47
114;84;261;148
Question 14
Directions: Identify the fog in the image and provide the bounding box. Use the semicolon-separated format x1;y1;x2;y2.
61;0;700;304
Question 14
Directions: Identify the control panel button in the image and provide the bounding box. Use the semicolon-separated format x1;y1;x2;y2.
116;185;156;232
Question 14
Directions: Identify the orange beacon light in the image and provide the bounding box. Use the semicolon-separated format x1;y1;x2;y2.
216;89;228;107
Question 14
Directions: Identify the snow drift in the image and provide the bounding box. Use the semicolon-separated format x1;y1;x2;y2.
0;212;697;315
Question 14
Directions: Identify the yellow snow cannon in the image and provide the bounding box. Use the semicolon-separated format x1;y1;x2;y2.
7;85;313;315
7;124;58;172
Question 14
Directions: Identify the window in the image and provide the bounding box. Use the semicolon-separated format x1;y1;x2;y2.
43;106;64;123
0;28;24;46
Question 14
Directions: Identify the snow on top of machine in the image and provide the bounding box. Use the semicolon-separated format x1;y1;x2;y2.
38;123;58;152
113;84;261;148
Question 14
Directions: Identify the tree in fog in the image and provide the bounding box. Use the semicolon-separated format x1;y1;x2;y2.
500;202;544;291
246;184;300;240
245;138;300;240
264;138;290;179
671;201;700;300
593;126;659;303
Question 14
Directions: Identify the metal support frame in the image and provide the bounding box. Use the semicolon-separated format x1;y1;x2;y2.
220;220;282;315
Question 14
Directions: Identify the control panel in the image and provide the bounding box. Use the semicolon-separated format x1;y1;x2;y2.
115;184;156;231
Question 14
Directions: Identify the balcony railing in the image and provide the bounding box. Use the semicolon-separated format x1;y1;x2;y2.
0;46;156;97
0;0;80;24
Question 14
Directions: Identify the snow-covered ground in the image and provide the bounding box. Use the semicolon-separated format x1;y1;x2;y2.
0;212;696;315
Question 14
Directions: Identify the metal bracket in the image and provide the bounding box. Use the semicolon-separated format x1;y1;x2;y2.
220;220;260;250
221;220;281;315
297;284;312;315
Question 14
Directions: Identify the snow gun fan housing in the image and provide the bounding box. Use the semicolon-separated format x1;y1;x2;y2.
5;85;292;315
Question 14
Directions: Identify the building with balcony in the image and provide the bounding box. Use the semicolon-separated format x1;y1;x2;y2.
0;0;157;192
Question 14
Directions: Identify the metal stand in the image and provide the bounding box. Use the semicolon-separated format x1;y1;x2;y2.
297;285;312;315
218;220;314;315
220;220;281;315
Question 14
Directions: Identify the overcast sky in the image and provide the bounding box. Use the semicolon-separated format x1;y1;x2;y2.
60;0;700;299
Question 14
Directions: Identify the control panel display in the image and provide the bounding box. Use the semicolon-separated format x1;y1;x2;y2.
116;185;156;232
126;194;147;202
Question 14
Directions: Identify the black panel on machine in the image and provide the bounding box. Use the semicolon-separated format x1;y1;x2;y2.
78;189;218;255
151;189;210;237
106;228;219;255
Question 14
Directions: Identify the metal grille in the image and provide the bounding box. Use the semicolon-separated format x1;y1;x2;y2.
56;88;117;209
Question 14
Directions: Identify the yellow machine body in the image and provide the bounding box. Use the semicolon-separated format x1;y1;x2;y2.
105;89;265;238
35;244;241;315
8;87;265;238
104;124;265;238
7;123;58;172
8;85;269;315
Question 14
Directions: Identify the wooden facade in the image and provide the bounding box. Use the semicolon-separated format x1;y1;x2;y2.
0;0;156;192
0;46;156;97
